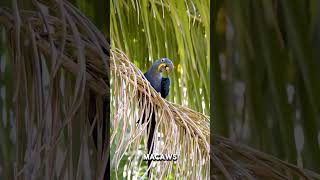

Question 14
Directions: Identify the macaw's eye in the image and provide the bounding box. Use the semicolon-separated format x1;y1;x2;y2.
160;59;164;63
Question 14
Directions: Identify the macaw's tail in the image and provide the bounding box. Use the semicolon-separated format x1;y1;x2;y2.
136;92;157;178
138;107;156;178
147;112;156;178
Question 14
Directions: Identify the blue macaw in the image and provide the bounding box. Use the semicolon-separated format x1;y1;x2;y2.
141;58;174;177
144;58;173;98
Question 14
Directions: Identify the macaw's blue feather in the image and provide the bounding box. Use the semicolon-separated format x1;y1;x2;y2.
160;77;170;98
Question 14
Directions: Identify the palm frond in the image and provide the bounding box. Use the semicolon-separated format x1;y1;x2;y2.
213;135;320;179
0;1;109;179
110;49;210;179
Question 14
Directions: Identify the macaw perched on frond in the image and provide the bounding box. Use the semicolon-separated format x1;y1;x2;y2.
140;58;174;177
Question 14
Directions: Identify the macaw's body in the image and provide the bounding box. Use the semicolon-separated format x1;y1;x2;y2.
144;59;172;98
141;58;174;177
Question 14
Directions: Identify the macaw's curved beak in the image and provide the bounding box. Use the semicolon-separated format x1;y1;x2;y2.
158;60;174;73
158;63;169;73
159;63;174;73
158;63;165;72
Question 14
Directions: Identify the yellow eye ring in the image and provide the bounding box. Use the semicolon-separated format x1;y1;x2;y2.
160;59;164;63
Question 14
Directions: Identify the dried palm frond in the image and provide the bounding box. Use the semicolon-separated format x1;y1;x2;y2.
213;135;320;179
110;49;210;179
0;1;109;179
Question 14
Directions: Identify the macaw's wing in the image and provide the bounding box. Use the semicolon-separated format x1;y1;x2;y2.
161;77;171;98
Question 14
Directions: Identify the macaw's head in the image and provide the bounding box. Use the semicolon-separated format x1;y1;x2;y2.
152;58;174;74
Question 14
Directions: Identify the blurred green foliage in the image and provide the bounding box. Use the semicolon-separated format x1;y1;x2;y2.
111;0;210;115
213;0;320;172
